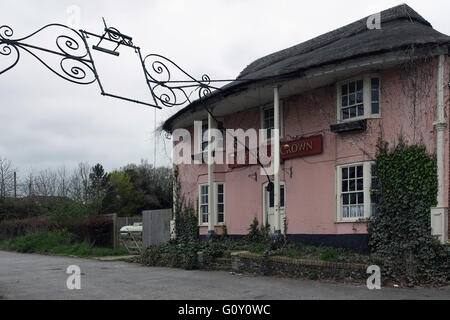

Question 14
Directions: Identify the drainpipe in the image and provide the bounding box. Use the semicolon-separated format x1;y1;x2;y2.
273;86;281;237
431;54;448;244
207;112;216;239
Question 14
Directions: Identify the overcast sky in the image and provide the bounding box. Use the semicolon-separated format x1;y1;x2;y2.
0;0;449;176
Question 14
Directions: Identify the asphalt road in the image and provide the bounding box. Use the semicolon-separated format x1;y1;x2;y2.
0;250;449;300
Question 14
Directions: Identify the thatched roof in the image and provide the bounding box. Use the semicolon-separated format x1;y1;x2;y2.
163;4;450;132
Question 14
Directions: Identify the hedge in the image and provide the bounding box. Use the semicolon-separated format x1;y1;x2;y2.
0;215;113;247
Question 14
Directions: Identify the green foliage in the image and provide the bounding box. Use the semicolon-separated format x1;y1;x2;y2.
368;139;449;284
101;163;173;216
172;166;199;243
143;242;199;270
0;230;126;257
246;217;271;243
0;215;113;247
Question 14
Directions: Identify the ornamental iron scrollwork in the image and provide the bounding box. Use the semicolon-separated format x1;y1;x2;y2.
0;21;237;109
0;24;96;85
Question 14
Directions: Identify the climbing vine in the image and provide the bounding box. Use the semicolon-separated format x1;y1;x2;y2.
368;139;449;285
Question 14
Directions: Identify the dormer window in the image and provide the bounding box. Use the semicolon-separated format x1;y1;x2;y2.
337;75;380;122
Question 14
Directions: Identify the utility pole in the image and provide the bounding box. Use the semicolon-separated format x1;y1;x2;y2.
14;171;17;198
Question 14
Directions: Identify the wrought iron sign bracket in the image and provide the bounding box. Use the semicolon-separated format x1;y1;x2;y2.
0;20;238;110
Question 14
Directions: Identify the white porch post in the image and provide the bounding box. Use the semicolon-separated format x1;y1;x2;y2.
273;86;281;236
207;112;216;238
431;54;448;244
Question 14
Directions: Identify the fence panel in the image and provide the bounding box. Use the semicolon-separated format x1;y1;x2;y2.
142;209;171;248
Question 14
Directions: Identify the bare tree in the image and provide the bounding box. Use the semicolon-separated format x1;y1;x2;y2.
0;157;15;198
68;162;91;203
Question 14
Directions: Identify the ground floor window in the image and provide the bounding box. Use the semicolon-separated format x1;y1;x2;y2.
336;161;375;221
198;182;226;225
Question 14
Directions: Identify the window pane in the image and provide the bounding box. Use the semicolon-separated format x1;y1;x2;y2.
218;213;224;223
349;180;355;191
342;108;349;120
218;184;223;193
349;107;356;118
350;206;356;217
371;89;379;102
343;194;349;205
350;193;357;204
357;80;363;91
343;206;349;218
349;167;355;178
342;180;348;192
371;78;379;88
358;205;364;217
371;103;379;114
342;167;348;179
218;204;224;214
356;91;363;103
342;84;348;95
357;178;363;191
218;194;223;203
357;105;364;116
349;93;355;105
349;82;355;93
358;192;364;203
342;95;348;107
357;165;363;177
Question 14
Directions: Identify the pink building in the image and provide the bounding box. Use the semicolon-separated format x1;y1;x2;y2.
163;4;450;250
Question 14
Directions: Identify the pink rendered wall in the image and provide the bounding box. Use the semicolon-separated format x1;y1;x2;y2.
176;57;449;236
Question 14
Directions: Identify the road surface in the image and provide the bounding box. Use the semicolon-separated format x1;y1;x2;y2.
0;251;449;300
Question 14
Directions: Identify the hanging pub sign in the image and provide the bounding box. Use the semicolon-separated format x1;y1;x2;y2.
229;135;323;168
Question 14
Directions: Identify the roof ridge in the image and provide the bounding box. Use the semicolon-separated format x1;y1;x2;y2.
238;3;431;79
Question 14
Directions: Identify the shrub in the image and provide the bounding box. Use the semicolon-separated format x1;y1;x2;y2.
368;139;449;284
0;217;51;239
64;216;113;247
143;242;199;270
0;215;113;247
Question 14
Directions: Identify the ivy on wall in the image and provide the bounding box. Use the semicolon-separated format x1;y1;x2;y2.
368;139;449;285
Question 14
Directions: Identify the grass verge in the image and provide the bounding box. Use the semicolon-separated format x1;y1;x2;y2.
0;230;127;258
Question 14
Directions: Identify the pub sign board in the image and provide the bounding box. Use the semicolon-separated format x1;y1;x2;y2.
229;135;323;168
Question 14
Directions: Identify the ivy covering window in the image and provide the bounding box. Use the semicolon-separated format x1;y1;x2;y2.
338;75;380;122
337;162;375;221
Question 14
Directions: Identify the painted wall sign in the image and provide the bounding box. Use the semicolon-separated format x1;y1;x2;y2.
228;135;323;168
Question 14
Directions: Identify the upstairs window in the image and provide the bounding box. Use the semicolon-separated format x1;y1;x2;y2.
261;105;283;140
337;75;380;122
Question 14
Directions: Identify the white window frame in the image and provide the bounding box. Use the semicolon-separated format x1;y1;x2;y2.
336;161;375;222
199;184;209;226
196;119;224;164
260;102;284;140
198;182;226;226
216;183;226;225
336;74;381;123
